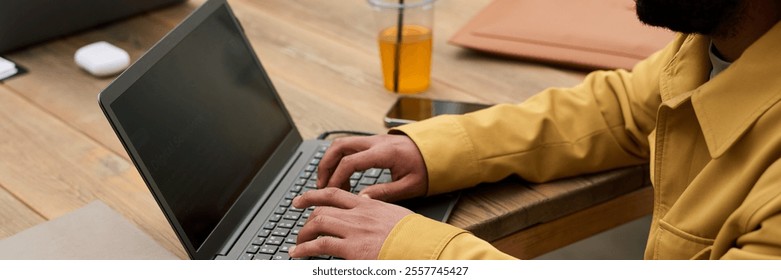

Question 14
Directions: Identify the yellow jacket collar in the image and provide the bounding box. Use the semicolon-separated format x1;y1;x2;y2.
661;21;781;158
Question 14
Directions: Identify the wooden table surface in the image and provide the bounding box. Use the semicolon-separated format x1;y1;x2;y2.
0;0;651;259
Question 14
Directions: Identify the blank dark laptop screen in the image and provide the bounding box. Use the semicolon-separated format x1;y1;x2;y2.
110;6;292;249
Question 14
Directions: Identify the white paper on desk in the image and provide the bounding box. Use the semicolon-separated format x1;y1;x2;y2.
0;56;17;80
0;200;179;260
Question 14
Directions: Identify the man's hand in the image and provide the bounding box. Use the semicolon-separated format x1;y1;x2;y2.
289;188;413;259
317;135;427;202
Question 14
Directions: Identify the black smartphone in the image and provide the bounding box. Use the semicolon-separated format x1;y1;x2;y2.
384;96;492;127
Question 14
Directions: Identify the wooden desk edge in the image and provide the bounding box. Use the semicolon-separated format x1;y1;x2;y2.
492;185;654;259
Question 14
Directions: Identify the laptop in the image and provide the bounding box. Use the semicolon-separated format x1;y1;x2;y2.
0;0;185;54
98;0;459;260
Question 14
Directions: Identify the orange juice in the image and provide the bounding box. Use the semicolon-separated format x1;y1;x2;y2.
378;25;432;94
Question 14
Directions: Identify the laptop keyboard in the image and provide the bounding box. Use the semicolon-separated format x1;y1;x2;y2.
239;144;392;260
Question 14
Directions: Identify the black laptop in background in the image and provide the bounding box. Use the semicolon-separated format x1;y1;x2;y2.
98;0;458;260
0;0;185;54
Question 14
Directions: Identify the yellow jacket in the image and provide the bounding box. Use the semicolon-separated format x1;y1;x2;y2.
381;21;781;260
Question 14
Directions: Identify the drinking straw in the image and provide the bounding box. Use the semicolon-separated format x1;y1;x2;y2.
393;0;404;93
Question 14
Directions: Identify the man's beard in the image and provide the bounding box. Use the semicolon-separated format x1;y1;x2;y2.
635;0;744;36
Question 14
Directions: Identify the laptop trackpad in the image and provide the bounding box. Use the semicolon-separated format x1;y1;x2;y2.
396;191;460;223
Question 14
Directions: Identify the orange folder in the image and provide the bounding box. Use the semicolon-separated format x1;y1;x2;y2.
449;0;675;70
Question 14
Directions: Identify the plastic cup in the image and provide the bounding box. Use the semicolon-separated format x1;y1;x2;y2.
368;0;436;94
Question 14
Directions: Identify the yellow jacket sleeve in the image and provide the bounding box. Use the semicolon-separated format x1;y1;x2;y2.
378;214;515;259
718;159;781;260
381;36;687;259
394;36;684;196
721;214;781;259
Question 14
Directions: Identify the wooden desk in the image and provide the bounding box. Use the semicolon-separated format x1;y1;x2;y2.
0;0;651;259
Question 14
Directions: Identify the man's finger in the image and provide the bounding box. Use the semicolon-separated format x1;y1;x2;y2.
358;178;423;202
292;188;361;210
289;236;347;259
316;137;373;188
326;149;392;189
296;208;355;245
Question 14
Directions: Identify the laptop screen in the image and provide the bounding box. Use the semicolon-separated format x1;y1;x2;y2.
110;5;292;249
